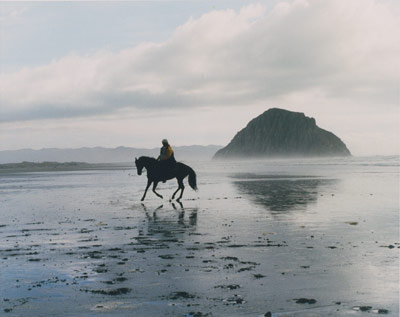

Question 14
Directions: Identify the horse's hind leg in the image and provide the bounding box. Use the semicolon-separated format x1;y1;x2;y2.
172;180;181;200
152;181;163;199
176;179;185;201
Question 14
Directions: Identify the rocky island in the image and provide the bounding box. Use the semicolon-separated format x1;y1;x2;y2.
214;108;351;159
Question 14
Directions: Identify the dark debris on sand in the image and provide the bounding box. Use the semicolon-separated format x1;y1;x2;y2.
82;287;131;296
294;298;317;304
164;291;197;300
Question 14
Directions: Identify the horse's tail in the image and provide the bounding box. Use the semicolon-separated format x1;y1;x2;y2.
188;167;198;191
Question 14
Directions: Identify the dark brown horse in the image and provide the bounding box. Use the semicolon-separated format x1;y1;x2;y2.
135;156;197;202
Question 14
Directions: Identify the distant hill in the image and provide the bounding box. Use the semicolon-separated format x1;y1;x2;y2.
0;161;125;173
213;108;351;159
0;145;222;164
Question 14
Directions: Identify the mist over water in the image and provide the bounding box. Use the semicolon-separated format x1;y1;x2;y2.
0;156;398;316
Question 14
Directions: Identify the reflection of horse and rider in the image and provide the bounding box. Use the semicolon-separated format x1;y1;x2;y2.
135;139;197;202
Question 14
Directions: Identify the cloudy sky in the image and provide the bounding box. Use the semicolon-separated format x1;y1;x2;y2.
0;0;399;156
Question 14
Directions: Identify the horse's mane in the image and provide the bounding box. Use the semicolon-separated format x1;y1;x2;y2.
138;156;157;162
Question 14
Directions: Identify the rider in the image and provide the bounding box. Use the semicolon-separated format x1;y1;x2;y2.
157;139;176;182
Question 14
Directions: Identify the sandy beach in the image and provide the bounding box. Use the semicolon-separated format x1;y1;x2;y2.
0;157;398;316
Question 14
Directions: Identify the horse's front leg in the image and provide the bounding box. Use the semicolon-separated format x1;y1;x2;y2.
141;179;152;201
152;181;163;199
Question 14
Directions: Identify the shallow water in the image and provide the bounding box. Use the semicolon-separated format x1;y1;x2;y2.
0;156;398;316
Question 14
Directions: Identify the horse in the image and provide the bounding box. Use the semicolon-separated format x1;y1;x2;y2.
135;156;197;202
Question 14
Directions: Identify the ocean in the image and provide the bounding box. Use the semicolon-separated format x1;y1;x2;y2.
0;156;398;316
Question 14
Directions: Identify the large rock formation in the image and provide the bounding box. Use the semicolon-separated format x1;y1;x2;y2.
213;108;351;159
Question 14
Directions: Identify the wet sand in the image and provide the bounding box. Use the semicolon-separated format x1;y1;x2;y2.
0;158;398;316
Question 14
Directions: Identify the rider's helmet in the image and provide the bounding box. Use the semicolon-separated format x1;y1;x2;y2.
162;139;168;145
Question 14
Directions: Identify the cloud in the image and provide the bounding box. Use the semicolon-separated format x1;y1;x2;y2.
1;0;399;123
0;5;28;24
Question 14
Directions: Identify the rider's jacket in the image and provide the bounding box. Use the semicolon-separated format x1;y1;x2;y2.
159;145;173;161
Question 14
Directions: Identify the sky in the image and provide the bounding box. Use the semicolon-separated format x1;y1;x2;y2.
0;0;399;156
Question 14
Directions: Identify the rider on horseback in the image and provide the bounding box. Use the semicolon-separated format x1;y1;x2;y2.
157;139;177;182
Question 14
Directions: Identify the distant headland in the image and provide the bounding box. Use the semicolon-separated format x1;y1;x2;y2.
214;108;351;159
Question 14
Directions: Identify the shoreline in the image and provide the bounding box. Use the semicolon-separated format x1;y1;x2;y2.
0;161;134;174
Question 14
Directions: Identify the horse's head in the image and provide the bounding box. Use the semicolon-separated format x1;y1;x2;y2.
135;156;157;176
135;157;144;176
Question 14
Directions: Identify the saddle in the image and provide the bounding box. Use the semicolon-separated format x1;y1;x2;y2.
159;160;178;183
